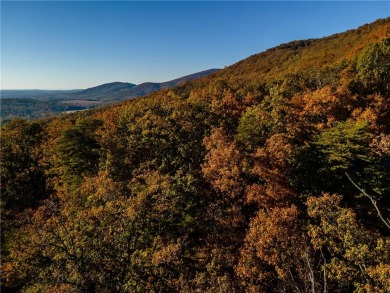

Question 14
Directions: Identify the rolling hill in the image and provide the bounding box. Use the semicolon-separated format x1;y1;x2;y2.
0;68;219;122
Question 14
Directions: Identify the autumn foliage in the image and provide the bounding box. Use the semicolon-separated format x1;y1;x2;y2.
1;18;389;292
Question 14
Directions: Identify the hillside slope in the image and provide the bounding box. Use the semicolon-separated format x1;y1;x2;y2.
213;18;389;84
1;18;389;293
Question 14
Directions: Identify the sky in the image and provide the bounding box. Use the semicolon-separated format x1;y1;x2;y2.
1;1;389;90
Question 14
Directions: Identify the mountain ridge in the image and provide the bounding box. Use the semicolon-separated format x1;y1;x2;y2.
0;68;220;122
209;17;389;85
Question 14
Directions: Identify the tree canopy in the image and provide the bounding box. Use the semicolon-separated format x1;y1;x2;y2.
1;18;389;293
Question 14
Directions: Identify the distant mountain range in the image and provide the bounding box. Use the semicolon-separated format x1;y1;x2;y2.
0;89;81;99
0;69;219;122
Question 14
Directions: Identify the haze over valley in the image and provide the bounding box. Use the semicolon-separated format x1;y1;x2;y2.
0;69;219;122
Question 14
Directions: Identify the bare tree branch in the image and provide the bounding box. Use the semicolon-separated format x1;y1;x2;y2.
345;172;390;230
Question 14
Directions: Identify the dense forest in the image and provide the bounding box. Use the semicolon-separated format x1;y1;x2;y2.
1;18;389;292
0;98;89;124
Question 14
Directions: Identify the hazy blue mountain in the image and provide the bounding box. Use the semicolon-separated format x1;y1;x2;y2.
78;82;136;95
65;68;220;101
117;69;220;99
0;89;80;99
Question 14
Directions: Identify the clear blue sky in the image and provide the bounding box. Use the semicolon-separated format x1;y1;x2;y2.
1;1;389;90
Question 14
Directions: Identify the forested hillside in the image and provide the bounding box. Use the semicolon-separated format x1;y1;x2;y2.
1;18;389;292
